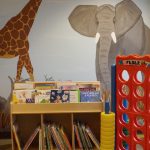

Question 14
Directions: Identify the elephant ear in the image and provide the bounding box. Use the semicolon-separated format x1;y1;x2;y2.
68;5;98;37
115;0;142;39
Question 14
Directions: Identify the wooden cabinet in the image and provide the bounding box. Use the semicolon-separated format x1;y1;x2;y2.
11;102;103;150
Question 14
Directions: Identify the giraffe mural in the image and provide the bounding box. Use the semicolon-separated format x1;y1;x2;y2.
0;0;42;81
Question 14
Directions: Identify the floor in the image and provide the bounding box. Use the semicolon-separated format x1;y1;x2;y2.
0;139;11;150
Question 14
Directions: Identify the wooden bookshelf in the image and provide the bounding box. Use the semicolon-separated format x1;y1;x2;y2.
10;102;103;150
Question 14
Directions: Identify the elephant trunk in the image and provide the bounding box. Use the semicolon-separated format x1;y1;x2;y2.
96;32;113;92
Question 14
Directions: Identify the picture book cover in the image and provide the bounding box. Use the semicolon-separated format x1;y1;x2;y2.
80;91;101;102
69;90;80;103
13;90;35;103
50;90;69;103
34;90;51;103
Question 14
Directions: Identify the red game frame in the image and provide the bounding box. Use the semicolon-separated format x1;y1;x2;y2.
116;55;150;150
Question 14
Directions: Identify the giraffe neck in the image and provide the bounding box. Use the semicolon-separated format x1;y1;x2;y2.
13;0;42;36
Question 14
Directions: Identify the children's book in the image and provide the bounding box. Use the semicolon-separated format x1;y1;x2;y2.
76;81;100;91
35;82;57;90
14;82;34;90
13;90;35;103
12;124;21;150
59;125;72;150
34;90;51;103
69;90;80;103
50;90;69;103
81;123;93;149
23;126;40;150
74;123;83;149
80;91;101;102
76;122;88;149
50;124;64;150
85;125;100;150
57;81;77;90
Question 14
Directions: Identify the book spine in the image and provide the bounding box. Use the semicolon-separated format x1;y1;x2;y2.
23;127;40;150
12;125;21;150
74;123;83;149
77;122;88;149
85;126;100;150
59;126;72;150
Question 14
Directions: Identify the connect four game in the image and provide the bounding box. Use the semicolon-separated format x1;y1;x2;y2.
116;55;150;150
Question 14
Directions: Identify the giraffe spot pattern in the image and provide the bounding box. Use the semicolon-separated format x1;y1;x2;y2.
18;48;28;55
1;41;7;49
11;30;19;39
17;40;24;48
20;30;26;40
11;39;16;47
6;22;13;29
21;16;28;24
14;20;23;30
4;32;11;41
0;36;3;44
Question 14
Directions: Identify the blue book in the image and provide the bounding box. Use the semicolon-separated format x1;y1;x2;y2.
80;91;101;102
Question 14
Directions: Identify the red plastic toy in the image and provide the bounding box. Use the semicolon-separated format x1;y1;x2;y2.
116;55;150;150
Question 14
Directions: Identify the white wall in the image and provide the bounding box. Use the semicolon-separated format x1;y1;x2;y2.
0;0;150;98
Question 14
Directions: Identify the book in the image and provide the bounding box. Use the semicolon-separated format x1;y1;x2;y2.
13;90;35;103
23;126;40;150
76;81;100;91
77;122;89;149
14;82;34;90
59;125;72;150
47;124;54;150
34;90;51;103
55;125;67;150
35;82;57;90
50;90;69;103
57;81;77;90
49;124;60;150
69;90;80;103
73;123;83;149
50;124;64;150
12;124;21;150
85;125;100;150
39;128;42;150
80;91;101;102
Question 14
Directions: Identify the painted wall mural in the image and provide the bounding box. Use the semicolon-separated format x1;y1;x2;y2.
69;0;150;92
0;0;42;81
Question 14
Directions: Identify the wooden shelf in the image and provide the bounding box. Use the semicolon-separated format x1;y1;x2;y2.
11;102;103;114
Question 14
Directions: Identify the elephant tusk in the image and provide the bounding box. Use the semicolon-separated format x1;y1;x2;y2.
111;32;117;43
95;32;100;44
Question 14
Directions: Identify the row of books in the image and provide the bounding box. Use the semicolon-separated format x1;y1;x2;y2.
12;122;72;150
43;123;72;150
14;81;100;91
12;121;100;150
74;121;100;150
13;81;101;103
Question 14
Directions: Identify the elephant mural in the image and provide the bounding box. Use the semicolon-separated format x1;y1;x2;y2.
69;0;150;92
